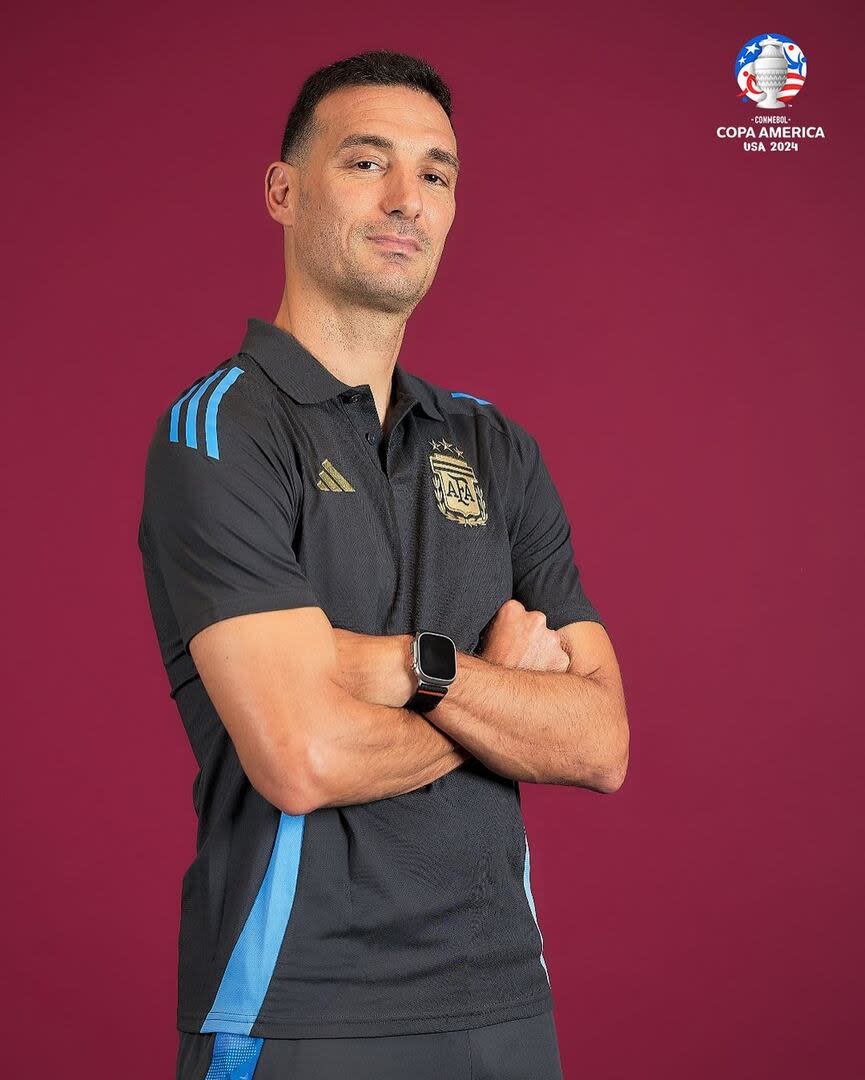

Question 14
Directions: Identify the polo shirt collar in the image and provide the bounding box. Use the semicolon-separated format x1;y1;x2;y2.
238;317;444;422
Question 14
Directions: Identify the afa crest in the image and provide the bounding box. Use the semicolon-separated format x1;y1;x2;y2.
428;438;487;526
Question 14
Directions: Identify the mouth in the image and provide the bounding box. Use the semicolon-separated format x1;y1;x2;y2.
368;235;421;254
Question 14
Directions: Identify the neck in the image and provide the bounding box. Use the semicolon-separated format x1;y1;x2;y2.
272;288;409;429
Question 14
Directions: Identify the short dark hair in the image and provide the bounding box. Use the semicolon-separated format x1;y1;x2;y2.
279;50;453;166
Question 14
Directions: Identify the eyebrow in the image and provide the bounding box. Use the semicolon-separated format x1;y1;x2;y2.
334;132;460;175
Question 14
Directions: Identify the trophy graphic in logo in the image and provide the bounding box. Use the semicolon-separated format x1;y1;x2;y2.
428;438;488;526
753;40;790;108
735;34;806;108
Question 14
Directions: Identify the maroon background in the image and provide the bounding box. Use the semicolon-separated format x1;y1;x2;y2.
4;0;862;1075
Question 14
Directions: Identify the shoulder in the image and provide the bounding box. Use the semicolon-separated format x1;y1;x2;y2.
409;369;536;452
147;354;280;464
140;357;298;546
141;355;297;520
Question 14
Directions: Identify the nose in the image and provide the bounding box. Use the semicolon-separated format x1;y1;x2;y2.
379;163;424;220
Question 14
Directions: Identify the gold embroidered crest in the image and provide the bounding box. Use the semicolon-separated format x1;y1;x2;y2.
428;439;488;526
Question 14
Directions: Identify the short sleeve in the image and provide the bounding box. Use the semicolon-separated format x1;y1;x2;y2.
139;387;320;652
509;429;605;632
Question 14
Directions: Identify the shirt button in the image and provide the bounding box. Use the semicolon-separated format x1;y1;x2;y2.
365;432;374;443
344;391;361;403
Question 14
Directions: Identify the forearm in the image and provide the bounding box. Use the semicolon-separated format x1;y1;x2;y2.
428;650;626;792
306;677;468;811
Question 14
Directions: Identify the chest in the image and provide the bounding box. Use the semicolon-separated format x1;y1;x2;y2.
291;408;515;652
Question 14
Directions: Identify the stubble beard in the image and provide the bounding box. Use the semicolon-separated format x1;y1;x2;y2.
296;198;428;316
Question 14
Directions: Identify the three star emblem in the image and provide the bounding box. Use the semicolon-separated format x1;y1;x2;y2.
430;438;464;458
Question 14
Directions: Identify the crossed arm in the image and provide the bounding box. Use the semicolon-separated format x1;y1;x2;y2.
420;631;627;791
189;606;629;816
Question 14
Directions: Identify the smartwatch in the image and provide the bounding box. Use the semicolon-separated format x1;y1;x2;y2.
404;631;458;712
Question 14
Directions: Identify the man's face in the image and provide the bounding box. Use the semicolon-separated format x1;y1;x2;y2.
284;84;459;316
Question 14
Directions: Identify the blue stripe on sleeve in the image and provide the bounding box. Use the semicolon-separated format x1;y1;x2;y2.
204;366;245;459
169;380;204;442
450;391;492;405
184;369;226;449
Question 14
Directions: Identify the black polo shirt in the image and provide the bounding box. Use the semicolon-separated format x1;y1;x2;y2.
137;316;604;1039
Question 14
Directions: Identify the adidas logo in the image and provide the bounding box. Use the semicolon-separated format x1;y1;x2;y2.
316;458;355;492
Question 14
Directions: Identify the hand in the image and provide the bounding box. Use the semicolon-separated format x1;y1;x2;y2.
478;599;570;672
332;628;416;708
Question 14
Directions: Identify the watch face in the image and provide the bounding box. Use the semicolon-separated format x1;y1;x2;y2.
417;632;456;681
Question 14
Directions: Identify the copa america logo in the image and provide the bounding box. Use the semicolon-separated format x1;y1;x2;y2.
735;34;806;109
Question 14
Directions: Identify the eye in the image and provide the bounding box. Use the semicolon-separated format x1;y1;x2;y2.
351;160;449;187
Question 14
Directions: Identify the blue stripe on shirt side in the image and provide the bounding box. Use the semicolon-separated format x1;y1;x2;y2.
522;828;550;985
204;366;245;459
201;812;306;1035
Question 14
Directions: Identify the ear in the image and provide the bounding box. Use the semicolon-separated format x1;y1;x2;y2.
264;161;297;227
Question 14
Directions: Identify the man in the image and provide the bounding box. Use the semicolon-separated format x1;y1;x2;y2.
138;49;628;1080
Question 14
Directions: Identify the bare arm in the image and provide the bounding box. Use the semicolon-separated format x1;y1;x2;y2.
429;605;628;792
428;653;625;792
327;603;628;797
189;607;469;817
311;691;469;811
431;606;627;791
